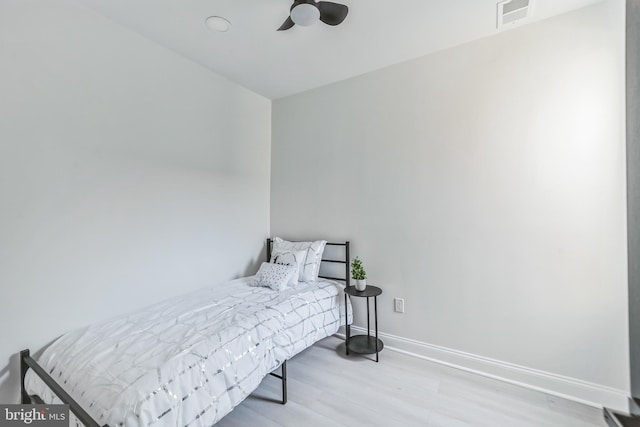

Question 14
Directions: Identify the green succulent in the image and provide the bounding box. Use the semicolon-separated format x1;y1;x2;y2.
351;256;367;280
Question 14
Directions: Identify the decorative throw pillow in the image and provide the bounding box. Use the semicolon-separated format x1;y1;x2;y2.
254;262;297;292
272;237;327;282
270;249;306;286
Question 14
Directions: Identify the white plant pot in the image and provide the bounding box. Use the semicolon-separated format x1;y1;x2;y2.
354;279;367;291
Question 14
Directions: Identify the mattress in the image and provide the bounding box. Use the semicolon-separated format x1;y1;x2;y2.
24;277;352;427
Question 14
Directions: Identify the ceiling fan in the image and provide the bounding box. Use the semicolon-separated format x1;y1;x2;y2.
277;0;349;31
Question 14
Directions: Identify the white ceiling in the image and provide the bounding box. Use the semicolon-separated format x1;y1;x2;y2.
79;0;604;99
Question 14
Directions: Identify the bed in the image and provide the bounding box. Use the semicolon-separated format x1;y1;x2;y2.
20;239;352;427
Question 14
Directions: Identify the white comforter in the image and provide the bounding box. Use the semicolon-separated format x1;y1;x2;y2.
25;277;351;427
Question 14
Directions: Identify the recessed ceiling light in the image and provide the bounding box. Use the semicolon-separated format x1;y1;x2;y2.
206;16;231;33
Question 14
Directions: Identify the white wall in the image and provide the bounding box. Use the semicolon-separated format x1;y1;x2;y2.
0;0;271;403
272;0;628;406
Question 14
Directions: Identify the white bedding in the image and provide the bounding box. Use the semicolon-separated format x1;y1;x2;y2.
25;277;352;427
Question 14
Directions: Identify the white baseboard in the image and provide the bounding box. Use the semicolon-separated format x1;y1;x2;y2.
337;326;629;412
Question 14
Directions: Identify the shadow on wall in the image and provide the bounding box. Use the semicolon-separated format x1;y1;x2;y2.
0;358;14;403
242;244;267;278
0;341;60;404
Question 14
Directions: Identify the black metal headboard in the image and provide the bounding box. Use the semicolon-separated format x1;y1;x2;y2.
266;238;350;287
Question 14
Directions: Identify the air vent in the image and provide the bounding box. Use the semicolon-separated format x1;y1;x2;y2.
497;0;532;29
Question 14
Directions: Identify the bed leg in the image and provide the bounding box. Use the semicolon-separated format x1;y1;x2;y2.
20;349;31;404
281;360;287;405
269;361;288;404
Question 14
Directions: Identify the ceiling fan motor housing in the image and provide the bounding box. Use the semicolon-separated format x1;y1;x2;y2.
277;0;348;31
290;0;320;26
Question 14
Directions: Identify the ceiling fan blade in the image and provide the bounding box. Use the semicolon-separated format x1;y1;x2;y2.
277;16;295;31
317;2;348;26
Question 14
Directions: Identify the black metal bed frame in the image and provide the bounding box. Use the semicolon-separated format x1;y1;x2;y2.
265;238;350;405
19;238;350;426
20;349;105;427
265;238;350;285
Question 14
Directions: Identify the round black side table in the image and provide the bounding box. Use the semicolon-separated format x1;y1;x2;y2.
344;285;384;362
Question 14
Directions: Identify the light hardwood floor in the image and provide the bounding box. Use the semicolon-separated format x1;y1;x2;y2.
217;336;606;427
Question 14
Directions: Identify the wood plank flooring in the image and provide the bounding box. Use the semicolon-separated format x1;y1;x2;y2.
217;336;606;427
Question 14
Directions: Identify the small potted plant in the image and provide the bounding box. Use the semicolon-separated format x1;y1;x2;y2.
351;256;367;291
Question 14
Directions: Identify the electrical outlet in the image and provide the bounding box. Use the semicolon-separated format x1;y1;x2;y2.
394;298;405;313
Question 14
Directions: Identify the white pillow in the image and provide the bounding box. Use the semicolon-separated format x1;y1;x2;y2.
270;249;306;286
254;262;297;292
272;237;327;282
